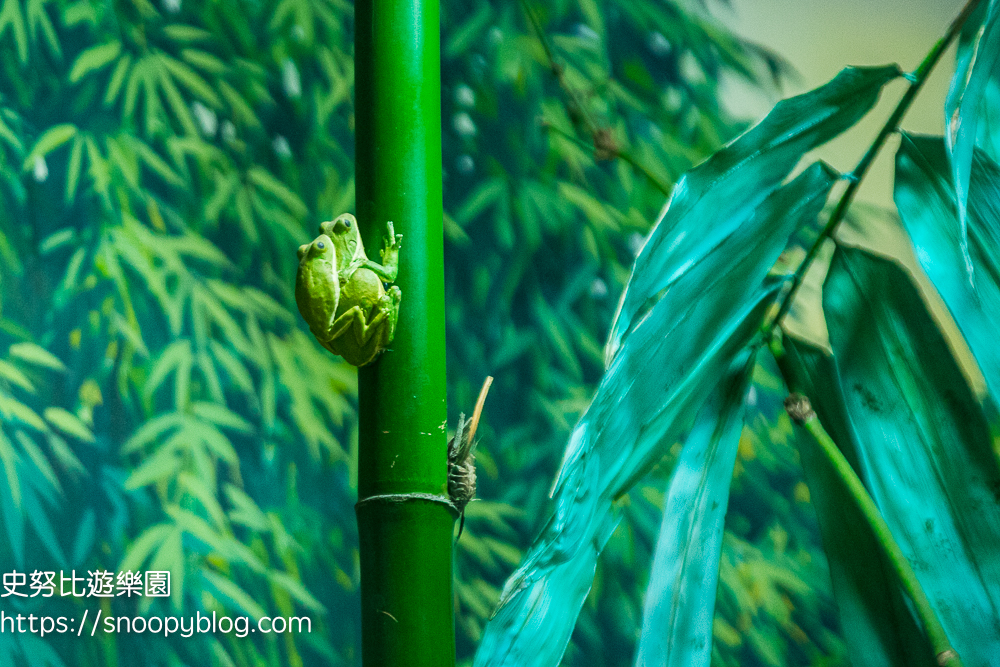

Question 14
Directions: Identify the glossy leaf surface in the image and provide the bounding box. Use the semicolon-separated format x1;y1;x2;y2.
896;133;1000;400
819;246;1000;664
781;333;936;667
633;353;754;667
946;0;1000;265
607;65;899;360
474;78;855;663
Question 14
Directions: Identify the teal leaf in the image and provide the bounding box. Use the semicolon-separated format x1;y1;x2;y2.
820;245;1000;663
476;86;845;666
894;134;1000;399
945;0;1000;274
781;333;935;667
607;65;899;360
634;354;754;667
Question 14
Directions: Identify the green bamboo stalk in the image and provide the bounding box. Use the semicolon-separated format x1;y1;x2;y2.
354;0;455;664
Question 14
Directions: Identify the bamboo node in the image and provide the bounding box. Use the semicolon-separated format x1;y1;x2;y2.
784;393;815;425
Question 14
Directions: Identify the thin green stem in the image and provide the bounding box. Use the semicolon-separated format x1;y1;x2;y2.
543;123;672;196
520;0;672;197
768;0;983;330
770;337;963;667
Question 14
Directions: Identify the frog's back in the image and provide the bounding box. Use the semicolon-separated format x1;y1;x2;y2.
337;267;384;316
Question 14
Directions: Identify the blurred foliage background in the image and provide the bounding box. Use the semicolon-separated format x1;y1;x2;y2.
0;0;850;664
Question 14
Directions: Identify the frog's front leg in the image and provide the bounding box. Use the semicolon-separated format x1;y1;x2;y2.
359;221;402;282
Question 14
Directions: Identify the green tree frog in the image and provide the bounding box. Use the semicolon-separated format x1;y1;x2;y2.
295;213;402;366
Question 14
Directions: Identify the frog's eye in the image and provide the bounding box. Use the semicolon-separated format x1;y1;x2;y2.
344;218;352;228
317;241;325;249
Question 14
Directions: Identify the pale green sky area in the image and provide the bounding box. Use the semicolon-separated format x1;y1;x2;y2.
716;0;967;207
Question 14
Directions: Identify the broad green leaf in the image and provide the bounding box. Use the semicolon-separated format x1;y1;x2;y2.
8;343;65;371
816;245;1000;664
43;407;94;443
477;153;837;667
945;0;999;270
895;134;1000;401
607;65;900;360
68;41;121;82
635;355;753;667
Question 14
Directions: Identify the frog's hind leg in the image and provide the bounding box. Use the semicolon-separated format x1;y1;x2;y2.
329;306;365;341
347;305;389;347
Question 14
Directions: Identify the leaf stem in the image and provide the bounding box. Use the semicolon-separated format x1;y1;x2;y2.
770;338;964;667
768;0;984;330
519;0;672;197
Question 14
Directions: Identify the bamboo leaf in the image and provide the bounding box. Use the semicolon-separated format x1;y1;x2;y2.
124;444;182;490
945;1;1000;271
119;523;173;572
0;0;28;63
635;356;753;667
269;571;326;614
809;245;1000;664
201;570;266;621
65;134;83;203
475;156;838;667
22;124;77;170
0;392;47;432
180;48;227;75
0;360;34;393
607;65;900;360
145;340;191;401
162;23;211;43
159;52;222;108
104;52;132;105
895;134;1000;400
781;333;935;667
68;41;121;83
43;407;94;443
190;402;253;434
247;166;307;217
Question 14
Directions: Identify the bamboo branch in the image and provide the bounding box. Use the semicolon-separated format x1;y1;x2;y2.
767;0;984;331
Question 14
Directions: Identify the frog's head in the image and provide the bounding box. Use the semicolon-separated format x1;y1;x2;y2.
319;213;363;270
297;234;337;273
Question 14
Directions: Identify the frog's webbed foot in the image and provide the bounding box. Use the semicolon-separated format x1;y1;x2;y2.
372;221;401;281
